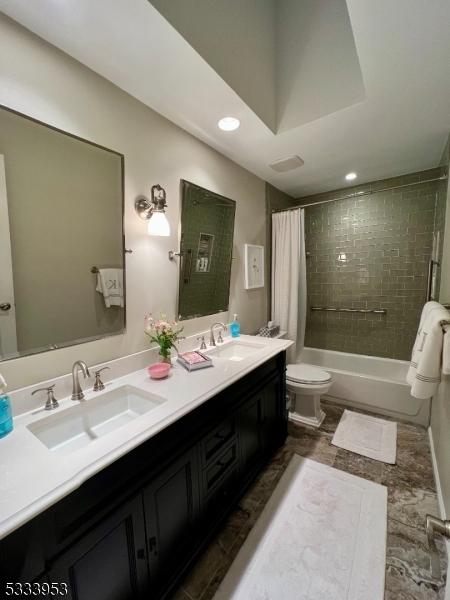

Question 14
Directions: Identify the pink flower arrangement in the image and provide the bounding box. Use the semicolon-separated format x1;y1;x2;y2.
144;314;184;362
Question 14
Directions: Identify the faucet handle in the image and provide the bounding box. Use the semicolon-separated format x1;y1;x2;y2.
93;367;110;392
217;326;227;344
197;336;207;350
32;384;59;411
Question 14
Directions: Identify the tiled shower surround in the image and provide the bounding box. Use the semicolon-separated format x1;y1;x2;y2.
299;168;447;360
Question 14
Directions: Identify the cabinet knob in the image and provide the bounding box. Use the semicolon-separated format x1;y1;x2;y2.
0;302;11;311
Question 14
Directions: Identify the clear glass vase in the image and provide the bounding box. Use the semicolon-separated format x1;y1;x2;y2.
159;351;171;365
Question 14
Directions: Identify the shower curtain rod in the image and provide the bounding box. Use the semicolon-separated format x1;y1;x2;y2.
272;174;447;213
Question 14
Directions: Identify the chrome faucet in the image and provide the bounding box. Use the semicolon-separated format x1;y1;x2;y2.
209;322;227;347
71;360;91;401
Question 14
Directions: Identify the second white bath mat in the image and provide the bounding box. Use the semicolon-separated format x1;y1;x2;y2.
332;409;397;464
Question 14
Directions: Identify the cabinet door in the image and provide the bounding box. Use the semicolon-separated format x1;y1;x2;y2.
238;392;263;477
262;374;286;453
143;447;200;592
48;495;148;600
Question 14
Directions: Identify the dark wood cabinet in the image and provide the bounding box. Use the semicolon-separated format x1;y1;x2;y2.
48;495;148;600
238;391;263;478
1;352;286;600
261;373;286;453
143;447;200;594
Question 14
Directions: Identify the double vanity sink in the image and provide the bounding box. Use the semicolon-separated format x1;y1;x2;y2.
1;334;291;598
25;339;267;457
1;334;291;545
27;385;167;455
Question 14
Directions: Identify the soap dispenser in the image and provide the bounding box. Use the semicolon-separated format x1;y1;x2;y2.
0;374;13;438
230;314;241;338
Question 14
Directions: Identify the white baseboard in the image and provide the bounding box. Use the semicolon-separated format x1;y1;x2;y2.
428;426;450;599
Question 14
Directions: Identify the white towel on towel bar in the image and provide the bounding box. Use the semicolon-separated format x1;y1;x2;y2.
407;301;450;398
96;268;124;308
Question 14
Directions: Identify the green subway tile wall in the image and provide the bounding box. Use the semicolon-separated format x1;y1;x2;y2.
298;168;447;360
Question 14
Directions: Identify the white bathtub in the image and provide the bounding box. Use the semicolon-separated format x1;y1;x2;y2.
299;347;431;426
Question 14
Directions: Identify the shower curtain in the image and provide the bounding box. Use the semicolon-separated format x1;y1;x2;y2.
271;209;307;362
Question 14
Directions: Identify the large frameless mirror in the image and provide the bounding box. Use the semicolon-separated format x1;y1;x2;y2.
177;180;236;320
0;105;125;361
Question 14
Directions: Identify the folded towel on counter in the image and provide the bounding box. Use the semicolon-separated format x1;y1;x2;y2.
407;301;450;399
96;268;124;308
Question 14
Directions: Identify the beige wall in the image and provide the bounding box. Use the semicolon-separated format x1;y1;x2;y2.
430;134;450;518
430;136;450;518
265;183;296;319
0;14;267;390
439;134;450;303
0;107;124;353
430;378;450;516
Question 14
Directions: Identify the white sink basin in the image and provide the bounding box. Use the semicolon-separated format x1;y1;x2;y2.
206;340;266;361
27;385;167;455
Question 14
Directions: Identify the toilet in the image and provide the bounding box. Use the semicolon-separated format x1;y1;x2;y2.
286;363;333;428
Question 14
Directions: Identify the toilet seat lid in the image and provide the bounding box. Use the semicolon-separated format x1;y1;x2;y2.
286;363;331;384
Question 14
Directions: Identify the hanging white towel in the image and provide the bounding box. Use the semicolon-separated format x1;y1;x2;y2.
96;268;124;308
407;301;450;399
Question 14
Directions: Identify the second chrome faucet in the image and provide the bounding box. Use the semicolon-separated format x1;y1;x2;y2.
71;360;90;401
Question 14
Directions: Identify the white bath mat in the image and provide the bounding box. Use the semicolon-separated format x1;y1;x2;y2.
214;455;387;600
332;409;397;464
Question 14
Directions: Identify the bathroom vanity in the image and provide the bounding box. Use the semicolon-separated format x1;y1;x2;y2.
0;338;289;600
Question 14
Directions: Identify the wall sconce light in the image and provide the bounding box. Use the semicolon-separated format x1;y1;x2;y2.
135;184;171;237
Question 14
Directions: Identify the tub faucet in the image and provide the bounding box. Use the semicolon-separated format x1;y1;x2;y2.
71;360;91;401
209;322;227;347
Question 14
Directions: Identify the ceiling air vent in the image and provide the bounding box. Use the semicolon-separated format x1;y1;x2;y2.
269;155;304;173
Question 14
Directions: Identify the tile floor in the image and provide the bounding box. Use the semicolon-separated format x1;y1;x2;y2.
172;401;447;599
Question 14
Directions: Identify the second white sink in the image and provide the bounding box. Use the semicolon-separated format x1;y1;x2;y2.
206;340;265;361
28;385;167;455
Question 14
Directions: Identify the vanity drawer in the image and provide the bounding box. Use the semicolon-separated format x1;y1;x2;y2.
203;442;237;494
203;466;239;519
201;416;236;465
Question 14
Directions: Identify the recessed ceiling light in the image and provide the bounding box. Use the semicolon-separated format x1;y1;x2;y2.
218;117;240;131
345;172;357;181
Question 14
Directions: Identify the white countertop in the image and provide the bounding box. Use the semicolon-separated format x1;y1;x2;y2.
0;335;292;540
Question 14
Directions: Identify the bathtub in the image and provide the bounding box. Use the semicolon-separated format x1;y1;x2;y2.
299;347;431;426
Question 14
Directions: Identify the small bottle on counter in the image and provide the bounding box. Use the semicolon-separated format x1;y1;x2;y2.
230;314;241;338
0;374;13;439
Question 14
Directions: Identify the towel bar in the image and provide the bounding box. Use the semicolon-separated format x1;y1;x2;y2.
91;266;123;274
311;306;387;315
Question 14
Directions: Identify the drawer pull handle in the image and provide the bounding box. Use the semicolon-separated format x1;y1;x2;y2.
149;535;158;556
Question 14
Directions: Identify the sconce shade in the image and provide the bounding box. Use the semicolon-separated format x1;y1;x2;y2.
148;211;170;236
135;184;170;237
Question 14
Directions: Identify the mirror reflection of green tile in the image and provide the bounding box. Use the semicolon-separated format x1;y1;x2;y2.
178;180;236;320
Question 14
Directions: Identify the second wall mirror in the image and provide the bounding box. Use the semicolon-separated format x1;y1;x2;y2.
177;180;236;320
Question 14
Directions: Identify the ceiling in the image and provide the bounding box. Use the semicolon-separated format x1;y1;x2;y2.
0;0;449;197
